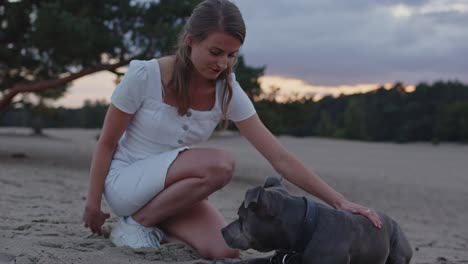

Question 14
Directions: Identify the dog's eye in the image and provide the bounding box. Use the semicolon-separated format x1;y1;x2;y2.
249;204;259;211
257;207;275;220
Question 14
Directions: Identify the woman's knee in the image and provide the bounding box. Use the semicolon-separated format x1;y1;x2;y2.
203;150;235;191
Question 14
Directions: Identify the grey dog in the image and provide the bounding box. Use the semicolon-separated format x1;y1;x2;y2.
221;177;413;264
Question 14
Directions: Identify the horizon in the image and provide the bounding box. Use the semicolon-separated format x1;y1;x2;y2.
53;71;421;108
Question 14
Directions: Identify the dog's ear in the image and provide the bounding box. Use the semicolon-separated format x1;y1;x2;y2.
263;177;283;188
244;186;263;209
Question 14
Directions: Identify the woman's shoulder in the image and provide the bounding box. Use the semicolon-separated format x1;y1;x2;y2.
156;56;176;86
157;55;176;67
124;58;169;86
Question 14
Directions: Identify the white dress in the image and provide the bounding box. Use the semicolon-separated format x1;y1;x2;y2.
104;59;256;216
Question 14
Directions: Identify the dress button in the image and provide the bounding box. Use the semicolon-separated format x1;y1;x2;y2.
186;111;192;117
178;139;184;144
182;124;189;131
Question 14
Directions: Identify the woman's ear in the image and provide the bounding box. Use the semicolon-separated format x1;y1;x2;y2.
185;35;194;47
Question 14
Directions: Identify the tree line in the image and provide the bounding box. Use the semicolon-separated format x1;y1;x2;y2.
2;80;468;143
254;81;468;143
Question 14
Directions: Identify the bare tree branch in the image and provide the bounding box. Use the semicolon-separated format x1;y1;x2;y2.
0;58;136;111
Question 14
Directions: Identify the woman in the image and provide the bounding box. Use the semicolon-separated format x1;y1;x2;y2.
83;0;382;260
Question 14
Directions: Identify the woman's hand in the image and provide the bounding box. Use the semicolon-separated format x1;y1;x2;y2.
338;199;382;229
83;204;110;235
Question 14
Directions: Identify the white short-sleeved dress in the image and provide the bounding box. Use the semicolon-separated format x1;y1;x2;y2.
104;59;256;216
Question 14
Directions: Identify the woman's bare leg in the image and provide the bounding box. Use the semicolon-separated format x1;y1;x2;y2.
131;148;239;259
161;200;239;259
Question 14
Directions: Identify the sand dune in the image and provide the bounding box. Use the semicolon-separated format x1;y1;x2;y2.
0;128;467;264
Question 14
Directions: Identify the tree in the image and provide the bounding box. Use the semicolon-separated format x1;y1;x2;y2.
0;0;201;111
343;98;368;140
435;102;468;142
233;55;265;99
317;111;336;137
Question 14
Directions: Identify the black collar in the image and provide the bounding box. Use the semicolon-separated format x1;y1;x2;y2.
269;197;320;264
291;197;319;253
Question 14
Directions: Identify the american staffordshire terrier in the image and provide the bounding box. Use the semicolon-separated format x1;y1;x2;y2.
221;177;412;264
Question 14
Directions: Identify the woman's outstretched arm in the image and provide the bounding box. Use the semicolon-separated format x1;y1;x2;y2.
235;114;382;228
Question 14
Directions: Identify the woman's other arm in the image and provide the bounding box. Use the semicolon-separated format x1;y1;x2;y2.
83;104;133;234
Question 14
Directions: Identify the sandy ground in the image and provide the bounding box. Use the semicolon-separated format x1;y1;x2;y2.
0;127;467;264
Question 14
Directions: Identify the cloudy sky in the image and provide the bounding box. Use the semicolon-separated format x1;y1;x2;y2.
56;0;468;107
236;0;468;84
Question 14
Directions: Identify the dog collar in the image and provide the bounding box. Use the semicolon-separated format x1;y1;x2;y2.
269;198;319;264
292;197;319;253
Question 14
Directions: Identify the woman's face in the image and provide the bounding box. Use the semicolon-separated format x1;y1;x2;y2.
188;31;242;81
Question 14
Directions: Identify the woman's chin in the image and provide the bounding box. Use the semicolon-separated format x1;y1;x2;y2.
205;72;221;80
195;68;222;81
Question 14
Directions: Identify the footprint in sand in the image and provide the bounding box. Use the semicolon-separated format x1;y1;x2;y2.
0;252;15;263
13;224;32;231
78;241;109;251
9;255;39;264
120;242;199;262
0;179;23;187
35;233;60;237
38;241;63;249
31;219;49;223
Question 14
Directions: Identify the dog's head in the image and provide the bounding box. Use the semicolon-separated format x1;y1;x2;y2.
221;177;301;252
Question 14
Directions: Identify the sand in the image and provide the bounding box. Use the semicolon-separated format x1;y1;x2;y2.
0;127;467;264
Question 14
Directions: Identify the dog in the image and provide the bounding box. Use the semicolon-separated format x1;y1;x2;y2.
221;177;413;264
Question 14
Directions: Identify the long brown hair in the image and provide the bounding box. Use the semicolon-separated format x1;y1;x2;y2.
171;0;246;117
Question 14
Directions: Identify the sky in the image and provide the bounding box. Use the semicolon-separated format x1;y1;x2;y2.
54;0;468;107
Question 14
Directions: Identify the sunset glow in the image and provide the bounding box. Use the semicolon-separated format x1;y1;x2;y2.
53;72;416;108
257;75;415;102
